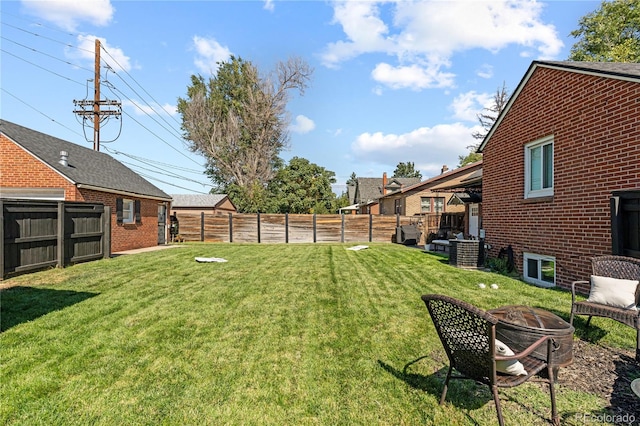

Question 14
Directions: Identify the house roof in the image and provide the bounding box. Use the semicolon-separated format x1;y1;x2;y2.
430;168;482;192
478;61;640;152
1;120;171;201
170;193;230;208
380;161;483;197
353;177;420;204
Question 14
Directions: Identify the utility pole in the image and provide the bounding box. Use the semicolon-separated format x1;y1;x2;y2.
73;39;121;151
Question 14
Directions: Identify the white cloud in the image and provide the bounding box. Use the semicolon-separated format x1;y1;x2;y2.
290;115;315;134
476;64;494;79
321;0;563;90
192;36;232;75
21;0;114;31
351;122;481;177
450;91;493;122
263;0;275;12
66;35;133;73
123;99;178;117
371;62;455;90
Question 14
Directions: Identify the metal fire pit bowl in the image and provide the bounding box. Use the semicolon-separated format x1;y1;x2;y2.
488;305;574;369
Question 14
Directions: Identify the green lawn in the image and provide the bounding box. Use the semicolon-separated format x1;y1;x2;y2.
1;243;634;425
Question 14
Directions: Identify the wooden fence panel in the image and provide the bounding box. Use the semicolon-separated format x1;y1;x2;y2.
204;214;231;242
232;214;259;243
260;214;287;243
288;214;314;243
174;213;202;242
1;200;108;280
316;214;342;242
343;215;371;243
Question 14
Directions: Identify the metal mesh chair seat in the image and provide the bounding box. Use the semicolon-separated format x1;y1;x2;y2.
422;294;559;426
570;256;640;360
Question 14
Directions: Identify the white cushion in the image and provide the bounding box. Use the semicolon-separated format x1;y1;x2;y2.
495;339;527;376
586;275;639;310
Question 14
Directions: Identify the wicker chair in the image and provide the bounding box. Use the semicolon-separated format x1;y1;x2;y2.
569;255;640;360
422;294;559;426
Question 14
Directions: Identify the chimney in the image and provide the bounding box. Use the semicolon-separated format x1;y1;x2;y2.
441;165;448;174
59;151;69;167
382;172;388;195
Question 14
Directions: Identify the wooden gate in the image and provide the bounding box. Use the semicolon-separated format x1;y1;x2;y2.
1;200;111;280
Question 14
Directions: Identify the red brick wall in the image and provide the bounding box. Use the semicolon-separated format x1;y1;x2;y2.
1;134;81;198
1;135;164;252
482;67;640;291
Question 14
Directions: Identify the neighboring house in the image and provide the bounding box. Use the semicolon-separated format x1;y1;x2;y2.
353;173;421;214
170;194;237;215
0;120;172;252
478;61;640;291
378;162;482;235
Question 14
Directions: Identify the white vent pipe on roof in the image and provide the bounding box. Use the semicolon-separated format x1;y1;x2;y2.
59;151;69;167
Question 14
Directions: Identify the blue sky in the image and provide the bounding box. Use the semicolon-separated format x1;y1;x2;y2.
2;0;599;195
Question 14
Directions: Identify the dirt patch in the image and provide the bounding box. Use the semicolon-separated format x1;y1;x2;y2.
559;339;640;419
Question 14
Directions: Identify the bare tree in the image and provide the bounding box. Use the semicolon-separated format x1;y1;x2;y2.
178;56;313;199
471;81;509;142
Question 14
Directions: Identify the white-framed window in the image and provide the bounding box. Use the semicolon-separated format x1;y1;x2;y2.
420;197;431;213
420;197;445;214
524;136;554;198
523;252;556;288
122;199;134;223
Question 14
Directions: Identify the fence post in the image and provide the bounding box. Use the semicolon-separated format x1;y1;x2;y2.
257;213;261;243
228;213;233;243
200;212;205;242
369;214;373;242
341;214;345;243
103;206;111;258
285;213;289;243
313;214;317;243
57;201;65;268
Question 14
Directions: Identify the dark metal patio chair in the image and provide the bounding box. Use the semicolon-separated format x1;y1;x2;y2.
570;255;640;360
422;294;559;426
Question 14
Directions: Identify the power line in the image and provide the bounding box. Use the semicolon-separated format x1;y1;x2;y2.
1;21;91;53
1;35;94;73
119;108;202;166
131;170;210;194
1;88;85;138
1;48;86;86
104;146;205;174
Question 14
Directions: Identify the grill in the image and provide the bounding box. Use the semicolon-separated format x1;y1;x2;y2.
394;225;421;245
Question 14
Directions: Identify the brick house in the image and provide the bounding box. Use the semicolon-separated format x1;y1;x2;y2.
478;61;640;292
1;120;172;252
348;174;421;214
378;162;482;236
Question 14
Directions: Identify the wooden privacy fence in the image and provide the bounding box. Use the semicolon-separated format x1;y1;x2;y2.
173;212;439;244
1;200;111;280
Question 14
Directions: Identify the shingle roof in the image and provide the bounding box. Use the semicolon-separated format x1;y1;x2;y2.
538;61;640;79
170;194;229;208
354;177;421;203
1;120;171;200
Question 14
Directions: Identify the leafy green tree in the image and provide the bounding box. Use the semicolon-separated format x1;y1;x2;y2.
177;55;313;211
393;162;422;179
569;0;640;62
346;172;357;186
268;157;337;214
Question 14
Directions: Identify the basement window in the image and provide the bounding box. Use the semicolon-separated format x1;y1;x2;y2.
523;253;556;288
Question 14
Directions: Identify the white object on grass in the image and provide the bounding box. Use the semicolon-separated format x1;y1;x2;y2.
347;245;369;251
491;284;499;289
195;257;228;263
478;283;486;289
